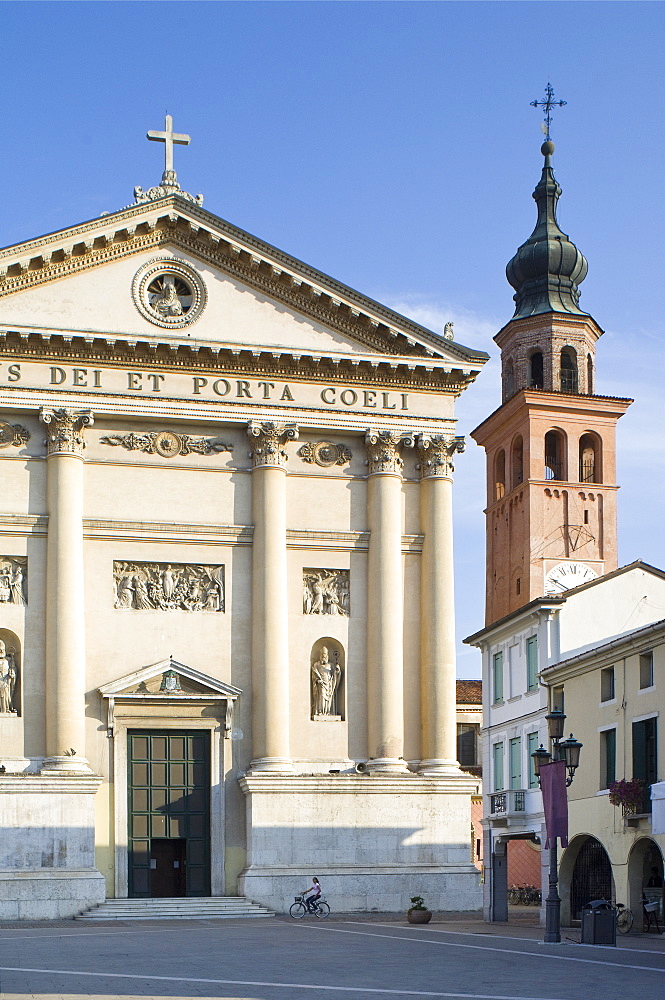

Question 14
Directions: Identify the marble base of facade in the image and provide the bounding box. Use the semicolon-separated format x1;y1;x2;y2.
0;773;105;919
0;868;106;920
238;772;482;913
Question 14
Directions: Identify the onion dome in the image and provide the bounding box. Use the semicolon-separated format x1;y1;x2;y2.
506;141;589;319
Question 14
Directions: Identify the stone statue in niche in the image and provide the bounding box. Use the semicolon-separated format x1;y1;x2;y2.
303;570;349;615
311;645;342;719
113;561;224;612
0;640;17;714
0;558;27;605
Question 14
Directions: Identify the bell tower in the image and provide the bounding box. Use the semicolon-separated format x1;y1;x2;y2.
472;139;632;626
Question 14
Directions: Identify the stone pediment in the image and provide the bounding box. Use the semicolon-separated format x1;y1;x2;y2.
0;196;488;384
98;656;242;736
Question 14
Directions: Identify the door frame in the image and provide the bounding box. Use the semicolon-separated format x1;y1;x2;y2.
113;717;224;898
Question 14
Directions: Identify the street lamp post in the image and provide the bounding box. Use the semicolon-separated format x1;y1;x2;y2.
531;708;583;944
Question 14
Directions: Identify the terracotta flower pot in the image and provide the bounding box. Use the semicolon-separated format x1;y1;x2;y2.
407;909;432;924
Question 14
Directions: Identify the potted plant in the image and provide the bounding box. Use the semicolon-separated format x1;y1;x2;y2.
406;895;432;924
608;778;644;817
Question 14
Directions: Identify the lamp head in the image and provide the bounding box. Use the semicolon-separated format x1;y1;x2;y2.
546;707;566;742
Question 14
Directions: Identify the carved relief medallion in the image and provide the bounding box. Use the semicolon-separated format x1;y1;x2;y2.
132;258;207;329
303;569;349;615
297;441;352;468
101;431;233;458
114;561;224;612
0;422;30;448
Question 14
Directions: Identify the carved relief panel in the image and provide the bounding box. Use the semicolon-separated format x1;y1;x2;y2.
0;558;27;606
114;562;224;612
303;569;349;615
310;639;345;721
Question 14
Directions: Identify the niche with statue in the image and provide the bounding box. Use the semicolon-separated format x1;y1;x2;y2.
0;628;20;716
310;638;344;721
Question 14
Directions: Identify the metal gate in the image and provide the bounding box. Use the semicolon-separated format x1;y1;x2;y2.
570;837;613;919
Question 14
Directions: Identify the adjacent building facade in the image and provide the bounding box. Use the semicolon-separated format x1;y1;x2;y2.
542;616;665;925
0;122;488;918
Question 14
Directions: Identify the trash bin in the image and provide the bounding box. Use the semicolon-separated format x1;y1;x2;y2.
581;899;616;945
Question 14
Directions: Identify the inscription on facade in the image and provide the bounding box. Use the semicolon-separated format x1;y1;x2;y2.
303;570;349;615
114;561;224;612
0;364;425;415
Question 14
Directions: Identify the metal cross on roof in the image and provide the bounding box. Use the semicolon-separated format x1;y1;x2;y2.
147;114;191;177
530;83;567;141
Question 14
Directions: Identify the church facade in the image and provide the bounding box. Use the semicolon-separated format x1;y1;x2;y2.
0;120;487;918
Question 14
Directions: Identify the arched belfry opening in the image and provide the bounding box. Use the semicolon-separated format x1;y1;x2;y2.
587;353;594;395
494;450;506;500
545;430;566;481
579;433;601;484
560;348;578;393
511;436;523;489
529;351;544;390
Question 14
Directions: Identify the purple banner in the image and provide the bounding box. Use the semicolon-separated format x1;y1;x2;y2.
540;759;568;849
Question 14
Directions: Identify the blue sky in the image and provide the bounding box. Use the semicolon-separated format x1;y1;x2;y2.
1;1;664;677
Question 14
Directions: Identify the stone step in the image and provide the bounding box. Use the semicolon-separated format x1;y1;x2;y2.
76;896;274;920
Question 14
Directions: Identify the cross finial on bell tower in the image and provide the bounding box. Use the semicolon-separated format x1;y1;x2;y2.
530;82;567;141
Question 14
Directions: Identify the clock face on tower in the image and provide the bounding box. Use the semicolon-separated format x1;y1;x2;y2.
544;561;599;594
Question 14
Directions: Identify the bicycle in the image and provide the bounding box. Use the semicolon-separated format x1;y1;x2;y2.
290;894;330;919
615;902;633;934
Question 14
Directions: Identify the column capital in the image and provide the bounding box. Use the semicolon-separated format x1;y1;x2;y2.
247;421;299;469
40;408;94;457
365;430;413;477
416;434;465;479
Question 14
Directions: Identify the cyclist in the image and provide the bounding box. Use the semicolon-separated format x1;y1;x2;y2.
301;876;322;912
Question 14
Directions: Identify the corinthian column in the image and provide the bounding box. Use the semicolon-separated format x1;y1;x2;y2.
40;408;94;774
417;434;465;775
365;430;411;774
248;421;298;773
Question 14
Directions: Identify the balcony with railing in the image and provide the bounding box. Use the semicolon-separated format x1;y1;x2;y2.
489;789;527;825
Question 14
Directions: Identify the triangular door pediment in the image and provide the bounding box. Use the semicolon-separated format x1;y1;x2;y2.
0;197;487;371
99;656;242;699
98;657;241;736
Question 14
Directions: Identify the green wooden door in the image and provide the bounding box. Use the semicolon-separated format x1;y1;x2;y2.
128;730;211;897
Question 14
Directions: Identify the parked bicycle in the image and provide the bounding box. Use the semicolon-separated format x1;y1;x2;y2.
508;884;542;905
290;894;330;919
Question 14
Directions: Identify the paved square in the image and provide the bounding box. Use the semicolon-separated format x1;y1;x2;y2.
1;917;664;1000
